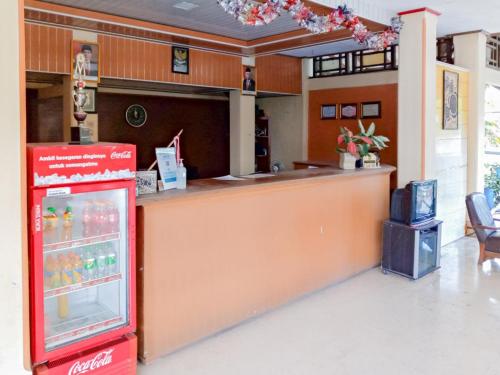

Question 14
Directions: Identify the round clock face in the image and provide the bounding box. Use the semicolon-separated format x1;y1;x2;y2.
125;104;147;127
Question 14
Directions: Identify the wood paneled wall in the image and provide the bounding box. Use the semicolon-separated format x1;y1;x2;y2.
98;35;241;88
308;84;398;188
25;23;304;94
25;23;71;73
97;92;230;178
256;55;302;94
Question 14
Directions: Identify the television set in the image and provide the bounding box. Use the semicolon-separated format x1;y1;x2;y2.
390;180;437;226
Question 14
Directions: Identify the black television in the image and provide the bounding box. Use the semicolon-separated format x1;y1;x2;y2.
390;180;437;226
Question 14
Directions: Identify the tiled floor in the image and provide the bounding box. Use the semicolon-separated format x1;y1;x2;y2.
138;236;500;375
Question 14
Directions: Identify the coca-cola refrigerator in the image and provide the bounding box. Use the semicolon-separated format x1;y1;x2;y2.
27;143;137;375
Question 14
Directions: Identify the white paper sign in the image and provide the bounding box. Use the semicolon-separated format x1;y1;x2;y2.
156;147;177;191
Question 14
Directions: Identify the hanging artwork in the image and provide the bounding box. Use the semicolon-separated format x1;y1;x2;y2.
217;1;403;50
443;71;459;130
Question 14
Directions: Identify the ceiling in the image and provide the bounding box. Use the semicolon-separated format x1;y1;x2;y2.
39;0;303;41
315;0;500;36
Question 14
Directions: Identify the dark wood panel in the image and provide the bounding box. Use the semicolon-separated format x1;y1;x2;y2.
26;89;64;143
97;93;230;178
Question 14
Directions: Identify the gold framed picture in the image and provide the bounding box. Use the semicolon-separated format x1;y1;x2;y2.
71;40;100;82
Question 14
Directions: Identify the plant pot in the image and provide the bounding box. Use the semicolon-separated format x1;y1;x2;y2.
339;153;356;170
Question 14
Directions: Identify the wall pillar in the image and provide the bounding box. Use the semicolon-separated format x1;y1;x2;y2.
0;0;30;373
397;8;440;187
454;32;488;193
230;90;255;175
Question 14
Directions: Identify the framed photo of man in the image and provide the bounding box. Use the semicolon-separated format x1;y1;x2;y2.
242;65;257;96
71;40;100;82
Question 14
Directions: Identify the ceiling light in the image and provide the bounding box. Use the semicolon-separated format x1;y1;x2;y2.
173;2;199;11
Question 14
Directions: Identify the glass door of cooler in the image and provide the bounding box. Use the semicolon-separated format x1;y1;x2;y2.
41;187;129;352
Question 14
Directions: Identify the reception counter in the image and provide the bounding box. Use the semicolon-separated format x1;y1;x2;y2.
136;166;395;363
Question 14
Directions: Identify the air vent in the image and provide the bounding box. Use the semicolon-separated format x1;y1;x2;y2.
173;2;199;11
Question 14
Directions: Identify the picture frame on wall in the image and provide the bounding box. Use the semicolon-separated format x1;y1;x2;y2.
340;103;358;119
242;65;257;96
443;70;459;130
71;40;100;82
321;104;337;120
361;101;382;119
81;87;97;114
172;46;189;74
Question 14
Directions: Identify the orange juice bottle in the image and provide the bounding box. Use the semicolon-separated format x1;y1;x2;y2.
58;295;69;319
71;252;83;284
61;206;73;242
43;207;58;244
44;255;61;290
59;254;73;286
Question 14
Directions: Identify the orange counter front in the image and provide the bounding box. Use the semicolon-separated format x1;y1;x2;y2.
136;166;395;363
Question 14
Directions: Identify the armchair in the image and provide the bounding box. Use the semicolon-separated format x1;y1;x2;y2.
466;193;500;264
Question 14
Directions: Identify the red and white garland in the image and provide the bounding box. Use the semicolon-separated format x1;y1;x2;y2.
217;0;403;50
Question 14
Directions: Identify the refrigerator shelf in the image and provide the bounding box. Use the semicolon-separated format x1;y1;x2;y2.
44;273;122;299
43;232;120;254
45;302;125;351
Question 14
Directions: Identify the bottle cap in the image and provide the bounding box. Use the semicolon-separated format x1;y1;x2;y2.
48;207;56;214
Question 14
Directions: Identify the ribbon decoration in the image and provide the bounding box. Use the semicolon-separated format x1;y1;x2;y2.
217;1;403;50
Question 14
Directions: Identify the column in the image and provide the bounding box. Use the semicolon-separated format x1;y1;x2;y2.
229;90;255;175
0;0;31;373
454;32;488;193
397;8;440;187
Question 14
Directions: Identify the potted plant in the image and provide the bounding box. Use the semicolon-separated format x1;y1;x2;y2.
336;121;390;169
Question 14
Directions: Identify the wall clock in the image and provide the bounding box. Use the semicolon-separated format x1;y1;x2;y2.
125;104;147;127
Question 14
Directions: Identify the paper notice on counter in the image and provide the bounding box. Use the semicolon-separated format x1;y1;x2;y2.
241;173;276;179
156;147;177;190
212;175;246;181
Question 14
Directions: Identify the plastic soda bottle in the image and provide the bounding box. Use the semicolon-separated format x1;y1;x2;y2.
83;247;96;281
43;207;58;244
82;201;93;237
96;245;107;278
61;206;73;242
107;201;119;234
106;243;118;275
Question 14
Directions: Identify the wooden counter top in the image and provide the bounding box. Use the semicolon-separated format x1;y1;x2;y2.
136;165;395;206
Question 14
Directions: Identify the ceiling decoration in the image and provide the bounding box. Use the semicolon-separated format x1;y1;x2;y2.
217;1;403;50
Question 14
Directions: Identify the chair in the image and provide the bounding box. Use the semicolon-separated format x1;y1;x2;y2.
466;193;500;264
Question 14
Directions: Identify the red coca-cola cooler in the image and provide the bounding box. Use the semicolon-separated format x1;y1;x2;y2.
27;143;137;375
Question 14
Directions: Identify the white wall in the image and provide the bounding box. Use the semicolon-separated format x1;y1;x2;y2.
435;62;469;245
0;0;30;373
256;96;303;170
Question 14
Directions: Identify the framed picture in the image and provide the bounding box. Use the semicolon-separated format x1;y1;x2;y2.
71;40;100;82
80;88;97;114
443;70;459;130
321;104;337;120
340;103;358;119
172;46;189;74
242;65;257;96
361;101;381;119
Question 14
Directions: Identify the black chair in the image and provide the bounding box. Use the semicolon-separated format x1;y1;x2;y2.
466;193;500;264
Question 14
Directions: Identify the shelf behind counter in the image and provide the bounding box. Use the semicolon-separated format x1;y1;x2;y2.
135;165;395;363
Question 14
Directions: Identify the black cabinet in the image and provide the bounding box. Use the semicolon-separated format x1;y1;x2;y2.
382;220;442;280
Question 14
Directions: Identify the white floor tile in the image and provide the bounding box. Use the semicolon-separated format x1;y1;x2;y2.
138;236;500;375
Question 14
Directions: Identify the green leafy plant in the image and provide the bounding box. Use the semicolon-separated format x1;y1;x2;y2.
336;120;390;157
485;163;500;205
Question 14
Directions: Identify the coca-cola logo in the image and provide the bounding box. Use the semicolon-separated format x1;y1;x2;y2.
110;151;132;159
68;349;114;375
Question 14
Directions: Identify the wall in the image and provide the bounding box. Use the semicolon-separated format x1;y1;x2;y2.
435;62;469;245
308;84;398;188
256;96;304;170
97;92;230;178
0;0;30;373
26;89;63;142
255;55;302;94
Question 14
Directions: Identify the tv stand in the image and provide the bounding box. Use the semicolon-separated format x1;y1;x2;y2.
382;220;442;280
